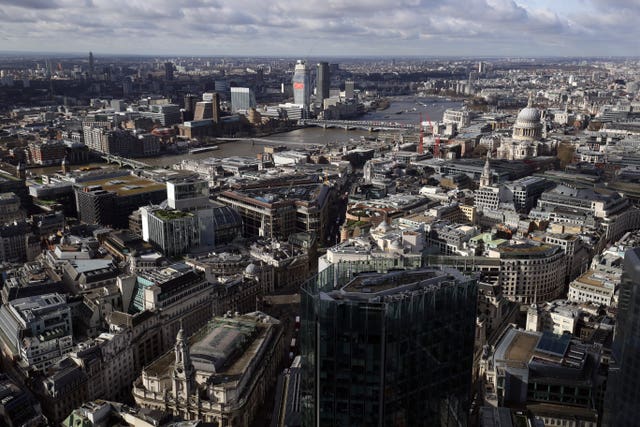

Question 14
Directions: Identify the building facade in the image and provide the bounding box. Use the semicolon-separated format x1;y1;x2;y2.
301;265;477;426
230;87;256;112
133;313;284;426
292;60;310;111
489;241;567;304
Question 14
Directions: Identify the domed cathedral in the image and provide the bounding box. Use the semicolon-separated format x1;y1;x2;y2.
512;95;543;142
497;94;547;160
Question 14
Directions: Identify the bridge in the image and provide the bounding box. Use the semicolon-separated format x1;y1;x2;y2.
101;154;151;169
299;119;418;132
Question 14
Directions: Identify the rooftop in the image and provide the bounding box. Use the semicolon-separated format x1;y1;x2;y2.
77;173;165;197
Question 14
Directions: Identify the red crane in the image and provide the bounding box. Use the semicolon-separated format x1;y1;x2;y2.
419;112;440;158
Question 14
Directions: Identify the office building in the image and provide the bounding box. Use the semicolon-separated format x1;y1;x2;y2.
300;265;477;426
568;269;617;307
484;327;603;426
488;240;566;304
531;184;640;242
167;179;209;210
183;93;196;120
0;293;73;372
28;140;67;166
133;313;284;426
603;248;640;426
0;374;46;426
230;87;256;112
217;182;330;241
141;180;242;256
164;62;174;81
526;300;581;335
292;60;310;111
316;62;330;104
0;220;38;263
141;104;181;126
344;79;355;100
74;171;166;229
320;222;425;273
0;192;24;224
504;176;554;213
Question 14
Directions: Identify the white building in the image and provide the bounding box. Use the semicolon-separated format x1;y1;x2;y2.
526;300;580;335
568;269;617;307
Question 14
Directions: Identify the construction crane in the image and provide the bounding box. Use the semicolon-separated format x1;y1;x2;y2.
419;112;440;158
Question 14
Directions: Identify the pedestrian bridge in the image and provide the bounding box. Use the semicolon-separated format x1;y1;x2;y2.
101;154;151;169
299;119;417;132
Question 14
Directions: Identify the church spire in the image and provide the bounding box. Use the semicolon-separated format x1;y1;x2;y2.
172;326;195;400
480;151;492;188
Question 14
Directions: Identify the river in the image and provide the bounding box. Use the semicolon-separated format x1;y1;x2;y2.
143;96;463;168
28;96;463;175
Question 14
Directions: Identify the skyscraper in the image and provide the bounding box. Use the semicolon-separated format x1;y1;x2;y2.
88;51;94;79
603;247;640;426
300;264;477;427
316;62;330;105
230;87;256;112
164;62;174;81
293;60;310;111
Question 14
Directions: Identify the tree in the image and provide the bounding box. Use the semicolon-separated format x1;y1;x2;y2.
557;143;575;168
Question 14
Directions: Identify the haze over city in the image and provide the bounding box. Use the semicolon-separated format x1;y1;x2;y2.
0;0;640;56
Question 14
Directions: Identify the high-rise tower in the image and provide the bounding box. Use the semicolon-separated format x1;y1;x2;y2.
316;62;330;105
301;265;477;426
164;62;174;81
88;51;94;79
603;248;640;426
292;60;310;112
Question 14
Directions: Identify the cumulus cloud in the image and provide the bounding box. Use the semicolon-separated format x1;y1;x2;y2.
0;0;636;56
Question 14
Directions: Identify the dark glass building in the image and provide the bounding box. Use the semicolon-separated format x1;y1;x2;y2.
316;62;330;105
300;263;477;427
603;248;640;426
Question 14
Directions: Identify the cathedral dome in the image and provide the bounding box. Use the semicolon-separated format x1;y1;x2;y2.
245;263;258;275
375;220;392;233
516;106;541;124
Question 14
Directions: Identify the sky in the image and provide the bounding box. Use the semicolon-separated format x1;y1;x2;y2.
0;0;639;57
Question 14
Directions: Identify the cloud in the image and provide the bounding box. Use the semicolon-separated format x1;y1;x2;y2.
0;0;59;9
0;0;636;56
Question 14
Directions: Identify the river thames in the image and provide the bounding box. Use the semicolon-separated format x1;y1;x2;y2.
143;96;463;168
28;96;462;176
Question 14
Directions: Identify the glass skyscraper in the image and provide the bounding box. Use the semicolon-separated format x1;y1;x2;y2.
300;263;477;427
603;248;640;426
316;62;330;105
293;60;310;111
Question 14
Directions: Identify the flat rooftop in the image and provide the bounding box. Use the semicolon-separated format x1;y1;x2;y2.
78;173;165;196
